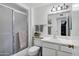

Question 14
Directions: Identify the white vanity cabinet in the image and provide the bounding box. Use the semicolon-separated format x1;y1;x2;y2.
43;47;56;56
57;51;72;56
42;41;73;56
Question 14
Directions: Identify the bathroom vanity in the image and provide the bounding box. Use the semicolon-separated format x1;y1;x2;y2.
41;37;79;56
39;4;75;56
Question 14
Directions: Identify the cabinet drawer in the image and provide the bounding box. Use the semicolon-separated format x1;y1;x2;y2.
57;51;72;56
42;42;59;50
42;47;56;56
60;46;73;53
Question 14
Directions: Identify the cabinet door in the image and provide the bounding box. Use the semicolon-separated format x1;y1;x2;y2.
60;46;73;53
42;47;56;56
74;47;79;56
57;51;72;56
42;41;59;50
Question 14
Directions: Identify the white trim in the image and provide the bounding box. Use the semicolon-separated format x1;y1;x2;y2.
28;8;32;47
0;4;27;15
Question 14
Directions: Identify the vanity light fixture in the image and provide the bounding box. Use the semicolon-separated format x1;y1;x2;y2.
49;3;69;13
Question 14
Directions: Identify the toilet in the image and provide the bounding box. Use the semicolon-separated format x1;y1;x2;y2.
28;46;40;56
28;38;42;56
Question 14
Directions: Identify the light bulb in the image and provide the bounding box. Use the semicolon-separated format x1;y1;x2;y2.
57;5;61;10
52;6;56;11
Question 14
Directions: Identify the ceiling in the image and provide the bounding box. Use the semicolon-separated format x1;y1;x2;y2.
22;3;50;8
18;3;79;9
18;3;72;8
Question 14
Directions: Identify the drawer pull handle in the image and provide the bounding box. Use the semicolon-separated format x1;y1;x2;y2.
68;45;74;48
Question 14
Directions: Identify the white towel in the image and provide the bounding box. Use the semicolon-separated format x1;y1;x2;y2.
18;32;28;49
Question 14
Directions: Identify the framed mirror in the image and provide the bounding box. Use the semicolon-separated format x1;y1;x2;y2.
57;16;71;36
48;12;72;36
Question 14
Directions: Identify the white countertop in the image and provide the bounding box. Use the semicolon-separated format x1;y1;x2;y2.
41;36;79;48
